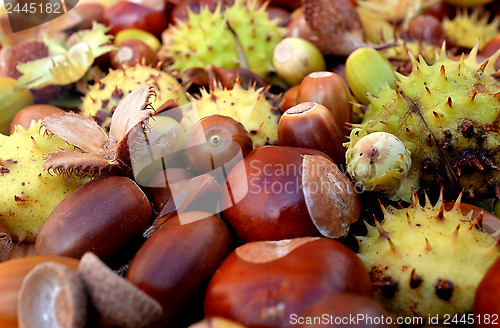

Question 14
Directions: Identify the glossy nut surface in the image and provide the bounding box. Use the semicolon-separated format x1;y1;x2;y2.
186;115;253;175
278;102;346;164
204;237;373;328
126;212;232;325
296;71;351;130
35;176;152;261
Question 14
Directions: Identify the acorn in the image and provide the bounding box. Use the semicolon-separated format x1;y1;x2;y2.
272;37;326;86
345;47;397;105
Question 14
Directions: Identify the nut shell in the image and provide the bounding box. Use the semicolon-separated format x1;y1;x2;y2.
204;237;373;327
35;176;152;260
126;212;232;324
0;256;79;328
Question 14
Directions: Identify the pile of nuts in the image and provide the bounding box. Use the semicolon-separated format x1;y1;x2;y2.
1;0;500;327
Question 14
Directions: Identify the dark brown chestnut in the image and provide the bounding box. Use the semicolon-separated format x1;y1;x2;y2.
221;146;360;243
204;237;373;327
35;176;152;261
126;212;232;325
185;115;254;175
10;104;64;134
278;102;346;164
110;39;159;69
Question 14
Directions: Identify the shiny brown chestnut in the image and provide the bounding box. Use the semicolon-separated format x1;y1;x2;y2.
296;71;352;132
186;115;254;175
126;212;232;325
35;176;152;261
110;39;159;69
10;104;64;134
204;237;373;327
297;293;397;327
278;102;346;164
474;257;500;328
279;84;299;113
221;146;361;243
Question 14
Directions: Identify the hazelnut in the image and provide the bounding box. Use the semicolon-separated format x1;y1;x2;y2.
296;71;352;132
278;102;346;164
110;39;159;69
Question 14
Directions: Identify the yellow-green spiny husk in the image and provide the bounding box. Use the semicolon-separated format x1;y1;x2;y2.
442;8;500;50
181;81;280;146
357;193;500;322
165;0;285;78
348;43;500;201
0;122;86;242
80;64;189;130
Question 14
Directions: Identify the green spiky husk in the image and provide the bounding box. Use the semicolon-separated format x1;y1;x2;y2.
0;122;86;242
442;8;500;50
165;0;285;78
357;193;500;321
181;82;279;146
347;44;500;201
80;65;189;130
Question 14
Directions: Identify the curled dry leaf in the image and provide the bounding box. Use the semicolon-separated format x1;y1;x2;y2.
78;252;162;328
42;84;155;177
17;262;87;328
